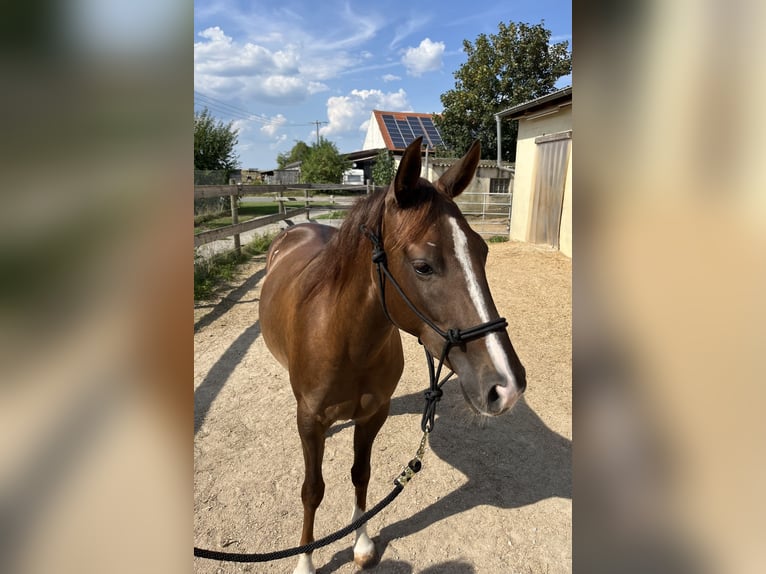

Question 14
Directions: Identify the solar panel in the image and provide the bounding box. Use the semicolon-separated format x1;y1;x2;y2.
396;119;413;141
381;116;403;148
407;117;425;138
379;113;445;150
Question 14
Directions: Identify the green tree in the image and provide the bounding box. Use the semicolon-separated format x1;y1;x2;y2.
194;108;239;176
300;138;350;184
194;108;239;214
435;21;571;162
371;149;395;186
276;140;311;169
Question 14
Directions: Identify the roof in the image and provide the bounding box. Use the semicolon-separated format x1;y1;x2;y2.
344;148;386;162
430;157;513;169
371;110;445;151
495;86;572;120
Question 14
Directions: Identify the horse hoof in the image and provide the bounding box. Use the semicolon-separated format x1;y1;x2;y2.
293;553;315;574
353;549;378;569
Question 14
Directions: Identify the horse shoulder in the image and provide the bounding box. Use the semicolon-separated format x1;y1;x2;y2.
260;223;337;366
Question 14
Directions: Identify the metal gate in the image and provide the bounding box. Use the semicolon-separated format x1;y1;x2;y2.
455;188;513;239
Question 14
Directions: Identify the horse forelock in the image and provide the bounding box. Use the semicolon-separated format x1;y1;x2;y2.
384;182;454;252
304;182;455;300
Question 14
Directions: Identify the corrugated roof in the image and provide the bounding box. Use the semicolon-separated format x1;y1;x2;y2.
495;86;572;120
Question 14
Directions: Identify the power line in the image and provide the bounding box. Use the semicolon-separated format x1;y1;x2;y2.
194;90;324;131
194;91;280;125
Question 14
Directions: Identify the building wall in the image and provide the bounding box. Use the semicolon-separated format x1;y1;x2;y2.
509;106;572;257
425;162;512;194
264;169;300;185
362;113;386;150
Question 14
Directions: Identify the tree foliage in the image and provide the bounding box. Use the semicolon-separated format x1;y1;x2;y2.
276;140;311;169
434;21;571;162
371;149;396;186
194;108;239;214
300;138;351;184
194;108;239;175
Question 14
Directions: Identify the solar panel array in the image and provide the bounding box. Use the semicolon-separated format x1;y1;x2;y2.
381;114;444;150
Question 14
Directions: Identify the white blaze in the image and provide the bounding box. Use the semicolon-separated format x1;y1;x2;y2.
448;217;516;383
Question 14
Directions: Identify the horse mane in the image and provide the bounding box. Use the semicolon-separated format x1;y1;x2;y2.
303;180;448;301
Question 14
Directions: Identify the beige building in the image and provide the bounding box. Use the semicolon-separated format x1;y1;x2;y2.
496;87;572;257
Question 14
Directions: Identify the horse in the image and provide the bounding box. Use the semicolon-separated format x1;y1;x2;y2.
259;136;526;574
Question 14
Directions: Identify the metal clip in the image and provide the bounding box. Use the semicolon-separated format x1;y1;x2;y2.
394;431;429;487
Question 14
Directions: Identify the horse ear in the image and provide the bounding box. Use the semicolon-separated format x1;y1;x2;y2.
435;140;481;198
392;136;423;207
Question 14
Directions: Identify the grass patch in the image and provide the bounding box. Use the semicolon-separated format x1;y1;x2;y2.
313;210;348;220
194;202;339;233
194;210;227;226
487;235;509;243
194;204;283;233
194;232;276;300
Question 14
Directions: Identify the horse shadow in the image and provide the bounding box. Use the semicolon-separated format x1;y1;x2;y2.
194;267;267;435
321;387;571;572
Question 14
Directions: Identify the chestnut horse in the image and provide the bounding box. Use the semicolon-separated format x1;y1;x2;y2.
259;137;526;573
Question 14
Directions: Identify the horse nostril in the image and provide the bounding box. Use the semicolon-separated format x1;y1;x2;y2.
487;385;500;406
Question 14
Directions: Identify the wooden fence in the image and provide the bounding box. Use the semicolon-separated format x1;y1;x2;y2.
193;183;374;252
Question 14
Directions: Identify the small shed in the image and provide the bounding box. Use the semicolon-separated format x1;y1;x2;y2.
496;87;572;257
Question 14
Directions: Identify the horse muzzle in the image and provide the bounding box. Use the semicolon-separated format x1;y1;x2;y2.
459;366;526;416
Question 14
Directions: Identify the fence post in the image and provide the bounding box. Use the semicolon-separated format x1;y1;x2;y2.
278;189;285;214
231;185;240;255
366;179;371;195
304;189;310;219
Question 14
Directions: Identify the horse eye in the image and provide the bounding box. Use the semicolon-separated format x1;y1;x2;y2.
413;262;433;276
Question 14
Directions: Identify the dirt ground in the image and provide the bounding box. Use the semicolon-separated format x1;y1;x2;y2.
194;240;571;573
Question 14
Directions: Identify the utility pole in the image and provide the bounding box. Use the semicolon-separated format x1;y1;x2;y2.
311;120;328;145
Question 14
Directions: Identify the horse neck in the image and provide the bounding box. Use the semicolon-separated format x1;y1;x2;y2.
320;205;394;336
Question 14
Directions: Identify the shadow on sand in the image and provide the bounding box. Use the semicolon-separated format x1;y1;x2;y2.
320;388;571;573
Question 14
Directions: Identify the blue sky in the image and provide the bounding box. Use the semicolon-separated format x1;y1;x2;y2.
194;0;572;170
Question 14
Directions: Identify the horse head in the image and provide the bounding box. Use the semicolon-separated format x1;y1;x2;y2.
378;137;526;416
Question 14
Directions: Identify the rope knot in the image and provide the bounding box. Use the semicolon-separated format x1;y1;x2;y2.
424;387;443;402
446;329;463;345
371;247;387;265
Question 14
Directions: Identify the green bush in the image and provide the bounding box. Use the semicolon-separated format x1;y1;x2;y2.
194;232;276;300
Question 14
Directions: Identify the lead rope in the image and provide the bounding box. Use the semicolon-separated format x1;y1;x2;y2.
194;431;429;562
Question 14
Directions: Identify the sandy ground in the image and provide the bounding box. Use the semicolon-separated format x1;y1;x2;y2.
194;240;571;573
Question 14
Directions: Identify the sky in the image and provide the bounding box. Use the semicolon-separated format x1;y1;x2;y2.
194;0;572;170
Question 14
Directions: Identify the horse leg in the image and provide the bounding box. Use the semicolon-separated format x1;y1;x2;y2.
293;407;327;574
350;402;390;568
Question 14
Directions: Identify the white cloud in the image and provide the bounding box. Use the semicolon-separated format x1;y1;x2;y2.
230;118;250;136
388;15;431;49
269;134;288;150
321;89;410;139
194;26;335;104
307;81;329;95
401;38;445;76
382;73;401;82
260;114;287;137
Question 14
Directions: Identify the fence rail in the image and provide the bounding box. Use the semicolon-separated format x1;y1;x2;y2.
194;207;313;247
193;183;512;256
194;183;373;254
194;183;372;200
